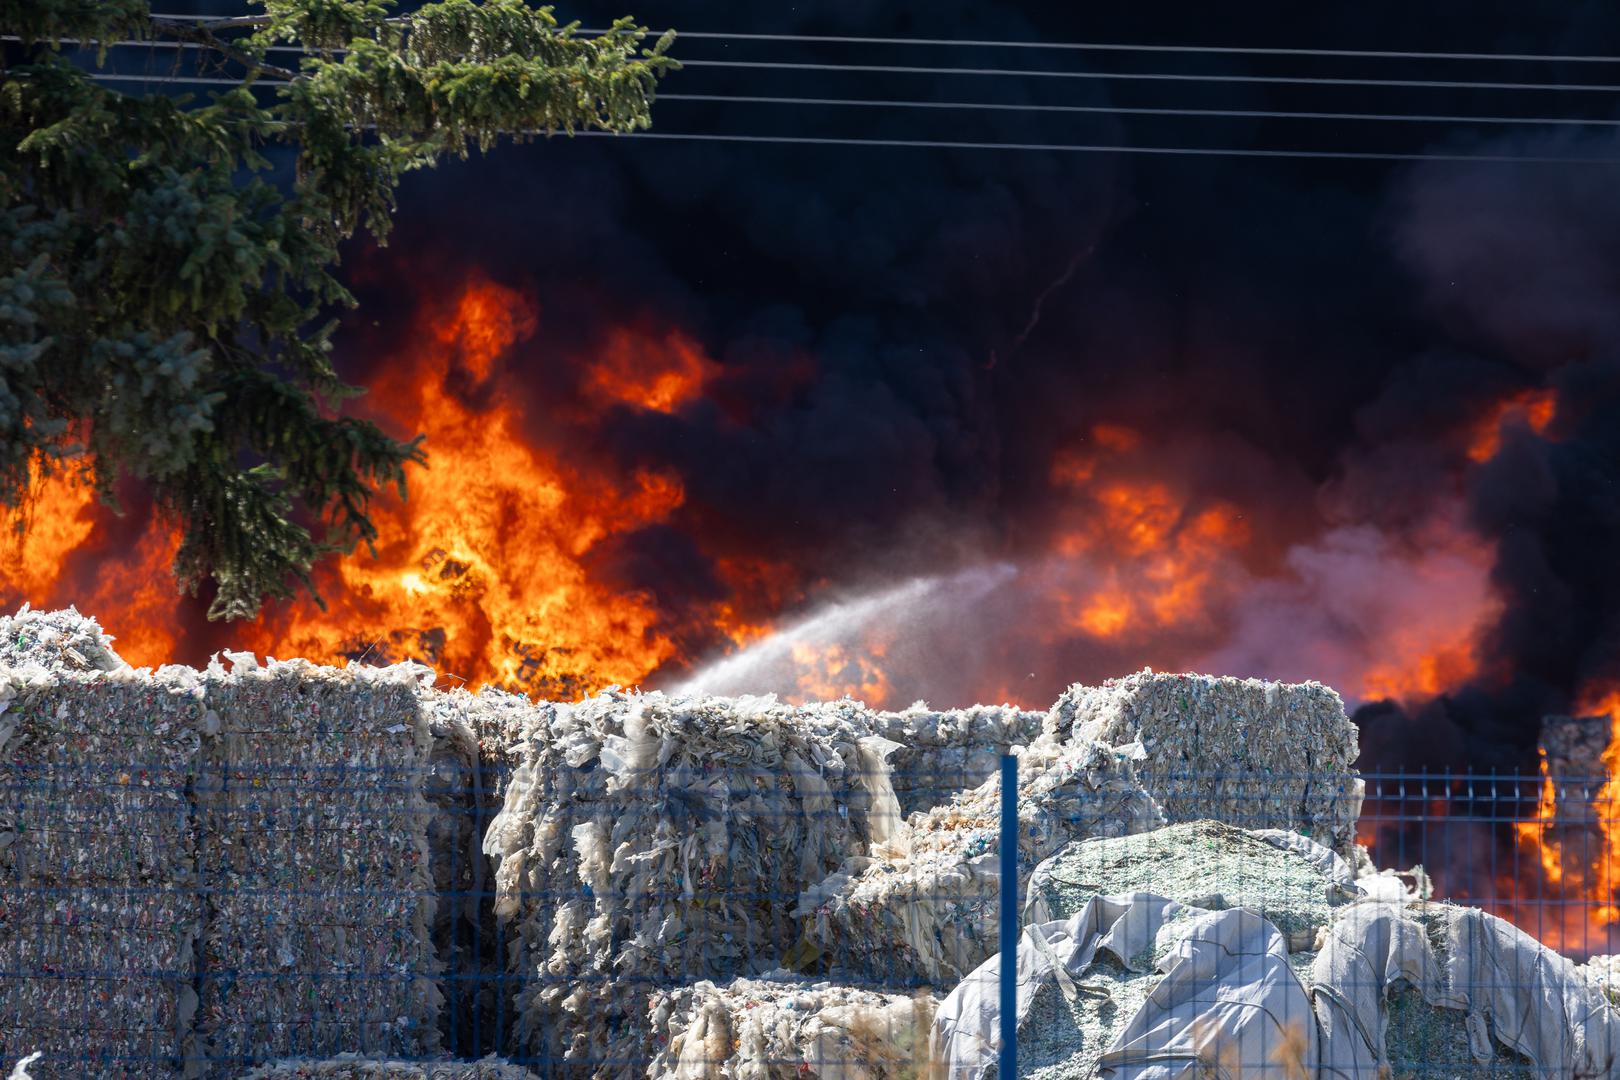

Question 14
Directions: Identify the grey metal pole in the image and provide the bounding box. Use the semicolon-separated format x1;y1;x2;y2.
999;752;1017;1080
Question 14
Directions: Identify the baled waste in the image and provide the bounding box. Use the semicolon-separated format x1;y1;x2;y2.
1;609;1611;1080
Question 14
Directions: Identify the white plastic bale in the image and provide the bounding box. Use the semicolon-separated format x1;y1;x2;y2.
0;606;127;675
1049;670;1363;857
486;692;884;1079
859;706;1044;817
194;662;443;1074
0;669;205;1079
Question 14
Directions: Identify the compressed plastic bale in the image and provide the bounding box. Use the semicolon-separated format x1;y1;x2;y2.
195;660;443;1074
861;706;1043;816
1048;671;1363;857
485;691;885;1079
647;975;936;1080
0;668;205;1079
795;737;1162;986
233;1055;543;1079
0;605;127;674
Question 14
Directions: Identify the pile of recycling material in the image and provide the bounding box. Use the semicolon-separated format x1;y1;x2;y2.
794;674;1363;990
0;604;126;673
6;608;1618;1080
646;975;936;1080
0;661;205;1075
794;736;1165;987
234;1056;541;1079
934;821;1619;1079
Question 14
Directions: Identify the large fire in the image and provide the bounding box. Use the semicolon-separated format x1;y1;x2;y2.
1512;685;1620;952
0;273;1597;950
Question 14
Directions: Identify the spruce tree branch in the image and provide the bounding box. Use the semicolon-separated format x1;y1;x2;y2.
148;16;299;81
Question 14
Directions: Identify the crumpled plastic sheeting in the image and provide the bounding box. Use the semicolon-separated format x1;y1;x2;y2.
1050;670;1363;858
1441;905;1617;1076
0;605;127;674
195;660;444;1073
1311;903;1583;1078
935;898;1318;1080
483;692;886;1079
931;893;1183;1080
861;706;1043;817
233;1055;542;1079
647;974;937;1080
0;667;206;1079
1024;820;1357;952
1098;906;1317;1079
795;737;1162;987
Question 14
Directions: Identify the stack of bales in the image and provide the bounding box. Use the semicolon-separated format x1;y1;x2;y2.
484;692;890;1077
0;661;206;1078
193;659;444;1072
1048;670;1363;857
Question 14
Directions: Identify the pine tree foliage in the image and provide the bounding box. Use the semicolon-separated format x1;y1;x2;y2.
1;0;676;618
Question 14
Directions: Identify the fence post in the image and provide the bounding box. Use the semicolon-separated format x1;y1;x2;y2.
999;752;1018;1080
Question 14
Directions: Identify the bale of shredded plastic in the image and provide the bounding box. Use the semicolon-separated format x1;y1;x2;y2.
234;1055;542;1079
647;975;937;1080
795;737;1163;986
484;691;891;1078
0;667;205;1079
1048;671;1362;857
862;705;1043;816
194;659;444;1072
0;605;126;673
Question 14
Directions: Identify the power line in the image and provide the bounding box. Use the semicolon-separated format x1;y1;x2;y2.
673;57;1620;93
564;128;1620;164
32;38;1620;94
138;16;1620;65
664;92;1620;128
73;72;1620;128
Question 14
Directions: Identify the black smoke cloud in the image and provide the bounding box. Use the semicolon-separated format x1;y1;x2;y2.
322;0;1620;787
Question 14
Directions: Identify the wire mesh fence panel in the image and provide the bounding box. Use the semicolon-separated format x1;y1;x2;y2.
0;642;1616;1078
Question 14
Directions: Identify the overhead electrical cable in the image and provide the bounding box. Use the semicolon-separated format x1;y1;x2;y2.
138;16;1620;65
57;72;1620;164
26;37;1620;94
68;70;1620;128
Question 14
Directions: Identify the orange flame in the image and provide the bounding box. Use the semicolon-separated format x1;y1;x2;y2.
1048;437;1251;644
1467;388;1557;463
1508;685;1620;952
240;278;700;697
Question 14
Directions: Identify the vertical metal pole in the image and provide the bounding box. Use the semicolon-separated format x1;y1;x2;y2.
999;752;1018;1080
